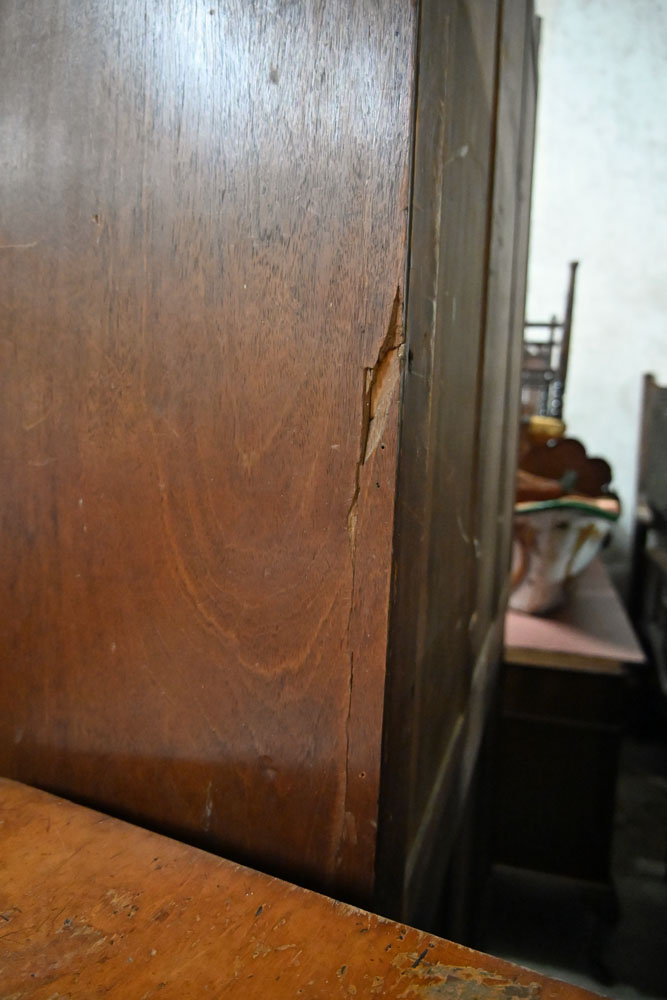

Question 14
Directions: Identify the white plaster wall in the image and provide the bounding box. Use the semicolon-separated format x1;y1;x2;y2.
527;0;667;586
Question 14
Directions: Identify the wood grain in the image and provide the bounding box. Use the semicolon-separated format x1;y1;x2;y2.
0;0;415;899
473;0;528;648
0;0;540;926
377;0;539;927
377;0;500;924
0;778;602;999
495;4;540;598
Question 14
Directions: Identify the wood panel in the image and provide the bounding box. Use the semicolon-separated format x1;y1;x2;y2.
377;0;500;924
495;3;540;593
473;0;529;646
462;0;540;847
0;0;415;901
376;0;538;926
495;662;624;882
0;778;600;999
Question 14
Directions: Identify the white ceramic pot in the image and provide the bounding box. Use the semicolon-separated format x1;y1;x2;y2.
509;497;620;615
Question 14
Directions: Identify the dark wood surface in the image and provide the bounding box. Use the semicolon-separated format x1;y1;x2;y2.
638;374;667;518
494;663;625;883
477;0;539;635
377;0;499;925
495;5;540;594
0;778;602;999
630;373;667;691
473;0;526;641
1;0;539;924
0;0;415;900
497;561;635;883
377;0;538;927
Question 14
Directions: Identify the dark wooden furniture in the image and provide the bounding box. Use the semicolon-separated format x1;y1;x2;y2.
630;373;667;697
495;560;644;883
0;778;602;1000
0;0;538;926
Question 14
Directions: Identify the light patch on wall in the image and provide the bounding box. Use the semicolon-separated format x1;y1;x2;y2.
526;0;667;585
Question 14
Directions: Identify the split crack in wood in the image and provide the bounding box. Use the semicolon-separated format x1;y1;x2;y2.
346;286;404;557
338;287;404;865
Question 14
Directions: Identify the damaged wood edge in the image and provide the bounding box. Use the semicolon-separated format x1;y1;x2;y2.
346;286;406;557
337;288;405;876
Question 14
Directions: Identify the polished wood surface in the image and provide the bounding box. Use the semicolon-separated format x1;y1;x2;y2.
377;0;539;926
378;0;499;925
474;0;530;639
1;0;539;924
0;1;414;899
483;0;540;626
0;778;601;1000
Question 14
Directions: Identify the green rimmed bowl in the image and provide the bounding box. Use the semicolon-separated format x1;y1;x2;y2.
509;496;620;615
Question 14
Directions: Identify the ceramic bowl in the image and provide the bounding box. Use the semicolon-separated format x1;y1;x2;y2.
509;496;620;615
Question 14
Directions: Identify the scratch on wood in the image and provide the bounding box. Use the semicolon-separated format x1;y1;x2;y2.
395;958;542;1000
203;780;213;830
23;408;53;432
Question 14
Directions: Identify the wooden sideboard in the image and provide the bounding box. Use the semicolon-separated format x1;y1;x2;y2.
495;559;644;883
0;778;602;999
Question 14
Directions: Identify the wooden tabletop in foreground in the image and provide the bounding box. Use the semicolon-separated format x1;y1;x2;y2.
0;778;601;999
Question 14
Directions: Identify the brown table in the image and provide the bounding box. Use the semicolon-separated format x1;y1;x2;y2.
0;778;600;998
496;558;644;884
